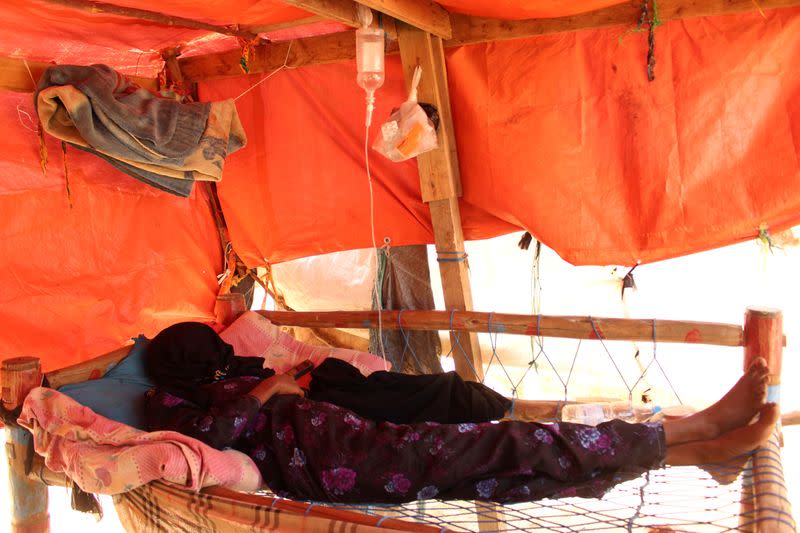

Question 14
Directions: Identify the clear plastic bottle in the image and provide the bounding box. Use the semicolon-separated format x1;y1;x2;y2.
561;403;613;426
356;26;385;126
562;402;661;425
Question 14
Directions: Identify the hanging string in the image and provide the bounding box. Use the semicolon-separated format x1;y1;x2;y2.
22;58;36;87
397;309;424;373
529;240;543;372
446;309;481;381
651;319;683;405
61;142;73;208
233;41;294;102
23;59;49;178
16;105;37;132
589;317;634;400
216;242;234;286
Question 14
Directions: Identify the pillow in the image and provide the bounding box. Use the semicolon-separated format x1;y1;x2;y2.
103;334;155;386
58;335;154;430
220;311;388;376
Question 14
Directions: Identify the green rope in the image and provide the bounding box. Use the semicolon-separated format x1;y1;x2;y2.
618;0;662;81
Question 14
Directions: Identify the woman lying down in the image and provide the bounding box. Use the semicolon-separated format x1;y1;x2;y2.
144;322;777;504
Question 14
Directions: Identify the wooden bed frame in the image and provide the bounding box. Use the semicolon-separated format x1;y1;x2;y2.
1;306;793;532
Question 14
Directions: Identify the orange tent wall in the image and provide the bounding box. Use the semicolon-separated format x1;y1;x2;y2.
0;91;223;371
3;2;800;369
204;7;800;268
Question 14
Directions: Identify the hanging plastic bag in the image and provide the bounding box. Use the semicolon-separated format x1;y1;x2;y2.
373;66;438;162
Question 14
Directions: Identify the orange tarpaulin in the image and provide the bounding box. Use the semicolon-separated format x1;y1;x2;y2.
2;1;800;368
0;91;222;370
203;7;800;267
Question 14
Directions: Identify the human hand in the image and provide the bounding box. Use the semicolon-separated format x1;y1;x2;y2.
247;374;304;405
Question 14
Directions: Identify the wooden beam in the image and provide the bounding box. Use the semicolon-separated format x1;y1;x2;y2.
783;410;800;426
0;56;157;93
180;30;399;81
28;456;69;488
256;310;747;346
357;0;452;38
37;0;259;40
178;0;800;83
397;25;459;200
397;23;481;382
45;345;133;389
279;0;361;28
279;0;451;38
448;0;800;46
242;15;326;35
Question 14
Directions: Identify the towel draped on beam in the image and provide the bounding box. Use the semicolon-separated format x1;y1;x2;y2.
35;64;246;197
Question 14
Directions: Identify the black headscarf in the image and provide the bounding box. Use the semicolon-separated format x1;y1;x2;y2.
145;322;274;406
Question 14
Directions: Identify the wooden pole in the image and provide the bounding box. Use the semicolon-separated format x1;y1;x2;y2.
397;23;482;381
742;308;795;532
45;345;133;390
1;357;49;533
782;411;800;426
743;307;783;377
215;293;247;326
37;0;258;40
256;309;746;346
0;56;158;93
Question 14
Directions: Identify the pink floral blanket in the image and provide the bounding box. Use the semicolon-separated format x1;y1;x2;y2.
18;387;264;495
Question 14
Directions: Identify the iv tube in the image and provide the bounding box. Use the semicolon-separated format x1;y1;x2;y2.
356;23;385;127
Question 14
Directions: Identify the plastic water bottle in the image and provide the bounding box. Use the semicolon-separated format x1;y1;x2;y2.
561;403;614;426
356;26;385;126
562;402;662;425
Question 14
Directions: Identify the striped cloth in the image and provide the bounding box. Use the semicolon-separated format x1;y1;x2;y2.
114;482;441;533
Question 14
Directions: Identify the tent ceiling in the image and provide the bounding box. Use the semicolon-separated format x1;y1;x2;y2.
1;1;631;74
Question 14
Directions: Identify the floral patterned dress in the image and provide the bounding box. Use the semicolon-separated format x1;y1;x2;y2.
145;377;665;503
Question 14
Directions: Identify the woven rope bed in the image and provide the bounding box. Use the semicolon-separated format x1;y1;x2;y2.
2;307;794;533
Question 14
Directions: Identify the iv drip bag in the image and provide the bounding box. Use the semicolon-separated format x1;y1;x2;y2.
355;8;384;127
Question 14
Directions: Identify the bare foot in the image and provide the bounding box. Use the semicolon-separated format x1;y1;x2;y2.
702;357;769;435
664;358;768;445
665;403;779;466
700;455;749;486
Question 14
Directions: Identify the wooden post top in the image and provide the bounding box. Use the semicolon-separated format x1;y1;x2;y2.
2;357;40;371
746;306;782;317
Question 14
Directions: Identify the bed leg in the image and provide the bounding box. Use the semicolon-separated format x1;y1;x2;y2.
738;457;756;532
743;308;795;532
2;357;50;533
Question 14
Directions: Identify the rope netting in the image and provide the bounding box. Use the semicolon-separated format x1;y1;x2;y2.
252;427;792;532
392;309;683;411
257;452;787;532
310;320;795;532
